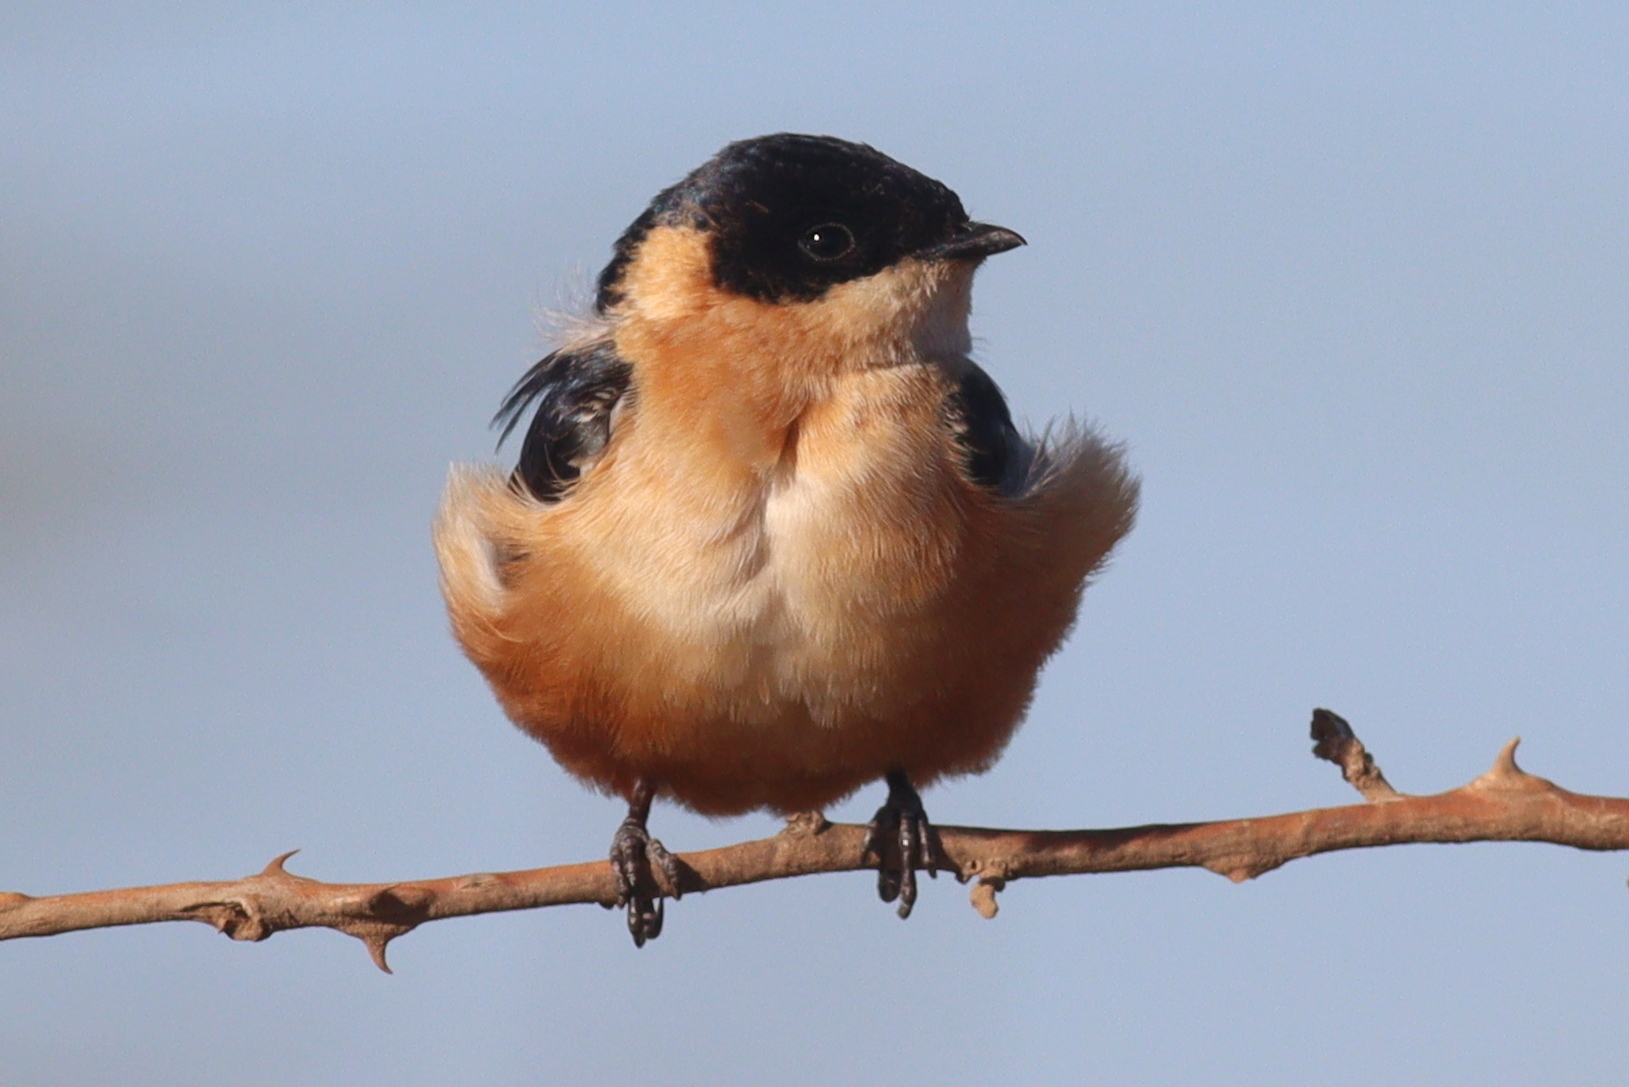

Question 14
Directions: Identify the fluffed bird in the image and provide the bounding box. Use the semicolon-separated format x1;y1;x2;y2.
434;133;1137;945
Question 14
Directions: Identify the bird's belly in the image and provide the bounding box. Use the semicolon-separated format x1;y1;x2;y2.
588;376;970;729
567;455;984;813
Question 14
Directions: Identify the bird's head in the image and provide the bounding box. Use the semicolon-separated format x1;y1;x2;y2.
595;134;1025;365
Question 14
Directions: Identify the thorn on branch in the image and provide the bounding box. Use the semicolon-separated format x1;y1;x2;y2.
1493;737;1523;776
337;885;431;971
263;850;301;876
364;935;395;974
1468;738;1556;795
1310;708;1401;802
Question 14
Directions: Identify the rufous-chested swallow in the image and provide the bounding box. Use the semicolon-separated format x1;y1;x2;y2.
435;133;1138;944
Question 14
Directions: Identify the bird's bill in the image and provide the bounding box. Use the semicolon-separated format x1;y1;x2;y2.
917;222;1027;262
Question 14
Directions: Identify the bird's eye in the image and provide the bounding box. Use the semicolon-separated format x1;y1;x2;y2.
798;223;855;262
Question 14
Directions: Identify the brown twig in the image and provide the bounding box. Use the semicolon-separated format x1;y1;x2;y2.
4;710;1627;970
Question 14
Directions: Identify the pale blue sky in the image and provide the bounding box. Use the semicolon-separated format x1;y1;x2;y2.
4;5;1628;1084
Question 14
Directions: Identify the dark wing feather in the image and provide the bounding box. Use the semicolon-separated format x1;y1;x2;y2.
945;362;1027;494
493;341;633;502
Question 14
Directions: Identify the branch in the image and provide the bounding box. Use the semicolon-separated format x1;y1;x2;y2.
5;710;1627;970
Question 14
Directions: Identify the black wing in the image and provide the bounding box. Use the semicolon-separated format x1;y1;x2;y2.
945;362;1026;494
493;341;633;502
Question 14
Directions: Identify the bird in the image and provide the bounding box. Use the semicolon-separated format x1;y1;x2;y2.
434;133;1138;945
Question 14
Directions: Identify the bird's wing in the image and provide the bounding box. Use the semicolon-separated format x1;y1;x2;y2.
492;340;633;502
944;361;1030;495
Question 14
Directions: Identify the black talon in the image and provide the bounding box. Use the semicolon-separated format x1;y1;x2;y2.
864;770;944;919
608;778;679;947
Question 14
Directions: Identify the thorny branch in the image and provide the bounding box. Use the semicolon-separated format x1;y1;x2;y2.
5;710;1628;971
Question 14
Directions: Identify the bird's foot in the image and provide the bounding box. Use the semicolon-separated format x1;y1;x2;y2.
609;780;682;947
864;770;945;919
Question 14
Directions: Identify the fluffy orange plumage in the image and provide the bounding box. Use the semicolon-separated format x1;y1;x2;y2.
433;134;1137;942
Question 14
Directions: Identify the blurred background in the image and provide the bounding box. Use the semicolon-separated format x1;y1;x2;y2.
3;4;1627;1083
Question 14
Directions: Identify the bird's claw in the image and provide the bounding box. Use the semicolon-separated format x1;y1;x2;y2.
864;770;944;919
610;813;682;948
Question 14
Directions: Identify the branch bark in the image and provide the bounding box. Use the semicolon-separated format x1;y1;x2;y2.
4;710;1626;971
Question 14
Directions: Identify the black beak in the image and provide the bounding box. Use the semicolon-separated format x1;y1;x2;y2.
918;222;1027;262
